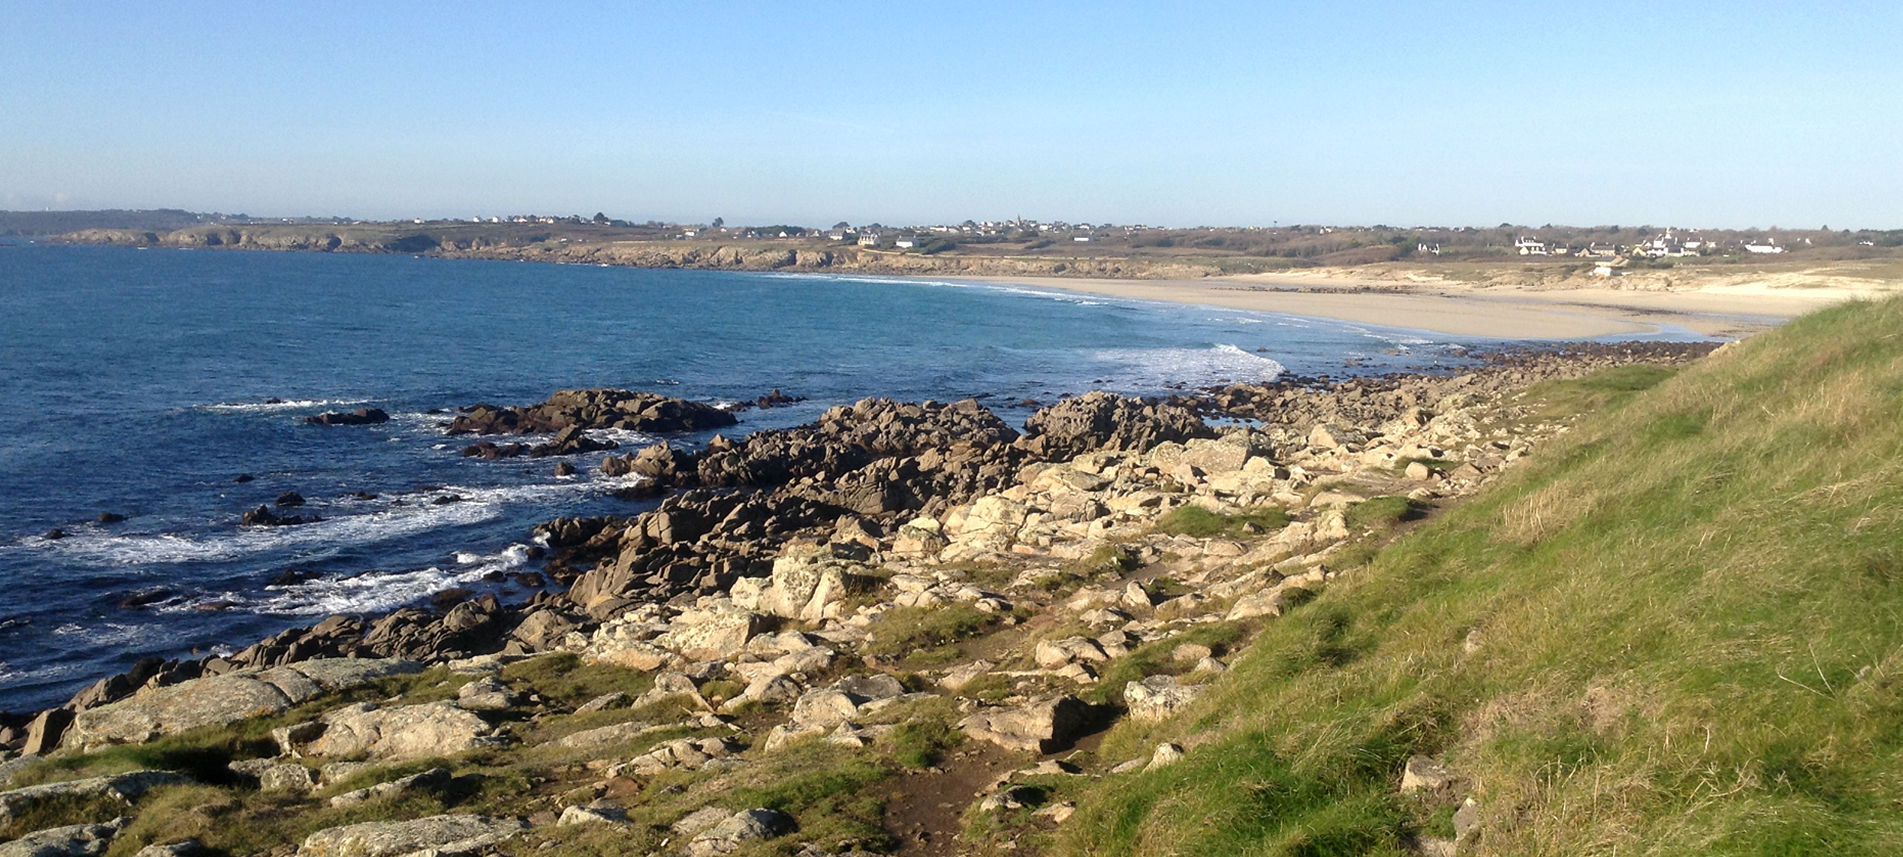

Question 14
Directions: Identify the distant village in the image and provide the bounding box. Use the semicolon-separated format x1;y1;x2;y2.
14;208;1896;266
412;216;1889;266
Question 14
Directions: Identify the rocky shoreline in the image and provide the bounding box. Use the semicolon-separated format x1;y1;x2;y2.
0;341;1717;857
51;227;1225;280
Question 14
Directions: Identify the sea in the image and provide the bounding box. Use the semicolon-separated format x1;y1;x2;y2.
0;242;1682;713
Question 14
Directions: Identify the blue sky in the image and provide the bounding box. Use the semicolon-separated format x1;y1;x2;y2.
3;1;1899;227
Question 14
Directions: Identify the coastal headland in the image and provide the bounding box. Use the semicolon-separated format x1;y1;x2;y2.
49;219;1903;339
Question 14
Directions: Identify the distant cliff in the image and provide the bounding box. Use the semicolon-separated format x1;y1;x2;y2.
54;226;1223;280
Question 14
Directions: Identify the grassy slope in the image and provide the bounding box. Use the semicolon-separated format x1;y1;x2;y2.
1057;299;1903;856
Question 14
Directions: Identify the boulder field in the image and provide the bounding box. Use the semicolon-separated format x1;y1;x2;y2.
0;343;1716;856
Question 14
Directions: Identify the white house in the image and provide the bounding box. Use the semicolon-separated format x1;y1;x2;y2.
894;235;922;249
1073;235;1093;243
1744;241;1786;254
1515;236;1548;256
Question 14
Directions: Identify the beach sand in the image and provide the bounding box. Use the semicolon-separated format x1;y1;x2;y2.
957;273;1895;340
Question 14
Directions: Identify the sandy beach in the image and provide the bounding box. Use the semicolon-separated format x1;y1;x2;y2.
959;272;1897;340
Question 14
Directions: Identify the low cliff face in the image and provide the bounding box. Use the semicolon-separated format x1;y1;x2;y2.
56;227;1224;279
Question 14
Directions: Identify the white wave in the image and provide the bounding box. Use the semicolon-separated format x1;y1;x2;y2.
249;566;473;616
250;543;532;616
458;543;532;568
774;272;1129;308
51;621;153;647
0;658;83;688
1088;344;1286;389
27;476;646;567
197;398;371;414
591;428;659;447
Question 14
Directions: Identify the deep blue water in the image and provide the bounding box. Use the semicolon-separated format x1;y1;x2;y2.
0;243;1514;711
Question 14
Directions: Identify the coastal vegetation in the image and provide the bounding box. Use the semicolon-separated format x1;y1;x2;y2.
1053;298;1903;855
4;296;1898;856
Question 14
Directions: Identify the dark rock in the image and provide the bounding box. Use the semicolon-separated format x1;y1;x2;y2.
241;505;317;527
234;474;254;483
269;568;322;587
429;588;476;608
553;461;577;477
430;495;464;506
755;388;803;408
601;442;696;485
348;491;378;501
118;589;174;610
275;491;306;508
446;388;737;436
96;512;126;525
1017;391;1211;460
44;528;66;540
306;407;391;426
610;482;666;501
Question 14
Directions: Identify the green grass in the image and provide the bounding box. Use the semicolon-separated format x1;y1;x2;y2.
1342;495;1425;531
1064;543;1139;578
862;604;1000;660
1155;505;1292;538
1055;299;1903;856
501;652;651;707
1086;622;1249;706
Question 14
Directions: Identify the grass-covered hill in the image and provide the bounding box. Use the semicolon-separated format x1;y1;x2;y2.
1056;298;1903;855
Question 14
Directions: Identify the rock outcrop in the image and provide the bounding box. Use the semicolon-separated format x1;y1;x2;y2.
447;389;735;436
296;815;524;857
63;659;420;751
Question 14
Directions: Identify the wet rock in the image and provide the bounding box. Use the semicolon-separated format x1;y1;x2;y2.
306;408;390;426
275;492;306;508
447;389;736;436
240;505;317;527
95;513;126;525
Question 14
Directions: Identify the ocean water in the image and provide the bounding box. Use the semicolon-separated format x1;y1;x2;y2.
0;243;1493;712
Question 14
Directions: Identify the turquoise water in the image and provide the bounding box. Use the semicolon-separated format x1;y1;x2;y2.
0;243;1490;711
